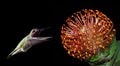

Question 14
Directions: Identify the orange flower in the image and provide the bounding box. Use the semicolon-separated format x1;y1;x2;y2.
61;9;116;60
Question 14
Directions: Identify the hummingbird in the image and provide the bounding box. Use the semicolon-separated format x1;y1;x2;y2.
7;27;52;59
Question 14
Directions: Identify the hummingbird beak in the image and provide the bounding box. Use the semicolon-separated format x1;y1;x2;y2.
34;27;51;37
39;27;51;32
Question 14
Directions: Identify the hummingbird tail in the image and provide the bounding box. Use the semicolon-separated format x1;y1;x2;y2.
7;54;11;59
7;49;21;59
7;51;14;59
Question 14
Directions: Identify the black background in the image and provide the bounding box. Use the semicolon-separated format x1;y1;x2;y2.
0;0;120;65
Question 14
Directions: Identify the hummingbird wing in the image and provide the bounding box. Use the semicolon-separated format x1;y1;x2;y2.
29;36;52;45
31;36;52;40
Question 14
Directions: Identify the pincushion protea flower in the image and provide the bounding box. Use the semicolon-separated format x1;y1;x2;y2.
61;9;117;63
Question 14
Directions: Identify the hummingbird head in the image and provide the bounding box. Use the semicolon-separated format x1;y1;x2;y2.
30;28;40;37
30;27;51;37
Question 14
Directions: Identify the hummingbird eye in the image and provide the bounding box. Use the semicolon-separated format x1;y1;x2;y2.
32;30;36;33
31;28;39;34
